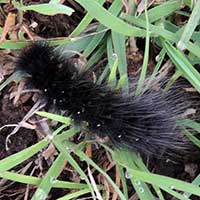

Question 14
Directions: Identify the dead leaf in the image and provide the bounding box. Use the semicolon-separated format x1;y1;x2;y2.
0;13;16;43
42;143;56;160
136;0;155;16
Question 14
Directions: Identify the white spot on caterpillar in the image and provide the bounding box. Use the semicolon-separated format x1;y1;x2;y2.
135;138;139;141
61;90;65;94
59;99;63;103
77;111;81;115
118;135;122;138
44;88;48;92
96;123;101;127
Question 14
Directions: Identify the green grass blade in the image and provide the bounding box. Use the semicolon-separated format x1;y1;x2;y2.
117;165;128;199
0;71;24;91
85;43;106;69
163;40;200;93
164;21;200;58
0;38;71;49
114;150;155;200
182;128;200;149
111;31;129;93
123;14;178;42
70;0;105;37
177;0;200;50
57;188;92;200
56;36;92;59
0;139;50;173
20;3;74;16
179;119;200;132
75;0;145;36
184;174;200;198
151;48;166;76
185;41;200;58
53;139;96;199
83;0;123;57
36;111;71;125
0;171;89;189
57;126;80;141
122;166;200;197
161;187;191;200
49;0;60;3
32;153;66;200
0;0;8;2
108;53;118;88
116;74;128;90
165;70;182;90
140;0;180;23
97;64;110;84
65;141;126;199
136;0;150;95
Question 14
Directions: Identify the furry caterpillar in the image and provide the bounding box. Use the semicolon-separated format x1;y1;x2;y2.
16;42;199;158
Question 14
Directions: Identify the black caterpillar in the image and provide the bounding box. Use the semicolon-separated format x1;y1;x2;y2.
16;42;200;158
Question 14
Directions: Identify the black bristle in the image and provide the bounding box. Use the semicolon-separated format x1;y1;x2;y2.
16;42;200;158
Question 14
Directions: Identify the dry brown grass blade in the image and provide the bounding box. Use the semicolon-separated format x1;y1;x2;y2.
0;13;16;43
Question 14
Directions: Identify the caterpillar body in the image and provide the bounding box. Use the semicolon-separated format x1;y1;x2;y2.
16;42;200;158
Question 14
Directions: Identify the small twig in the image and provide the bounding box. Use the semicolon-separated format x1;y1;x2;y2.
88;165;102;200
9;89;41;100
5;100;46;150
0;124;18;131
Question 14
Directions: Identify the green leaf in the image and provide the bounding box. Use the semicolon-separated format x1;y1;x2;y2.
20;3;74;16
